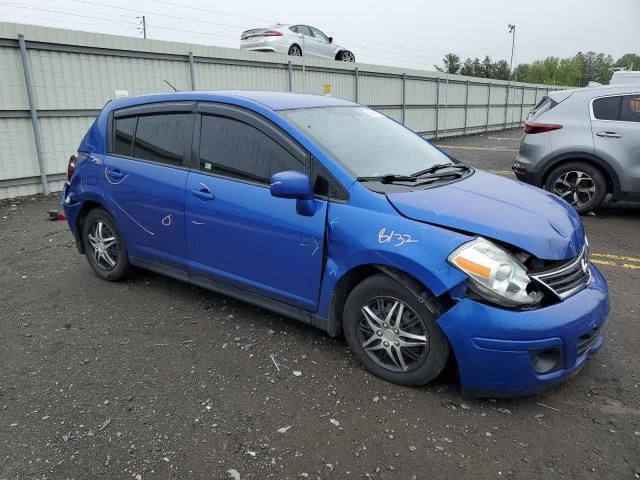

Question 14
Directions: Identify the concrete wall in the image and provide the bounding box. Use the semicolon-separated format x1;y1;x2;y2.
0;22;561;199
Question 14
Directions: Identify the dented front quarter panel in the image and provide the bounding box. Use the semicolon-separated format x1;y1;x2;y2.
315;186;471;320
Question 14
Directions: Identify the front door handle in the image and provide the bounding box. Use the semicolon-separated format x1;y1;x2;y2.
596;131;622;138
191;184;214;200
106;168;124;179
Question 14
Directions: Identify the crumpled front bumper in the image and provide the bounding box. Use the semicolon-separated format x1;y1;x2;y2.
438;265;609;397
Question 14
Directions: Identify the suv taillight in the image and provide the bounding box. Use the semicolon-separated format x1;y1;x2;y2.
67;154;77;181
523;122;563;134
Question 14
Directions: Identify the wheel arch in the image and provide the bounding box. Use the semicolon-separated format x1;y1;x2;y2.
329;263;454;337
288;43;302;55
540;152;621;195
75;199;109;254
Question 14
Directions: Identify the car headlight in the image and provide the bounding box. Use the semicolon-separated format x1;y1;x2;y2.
448;237;542;307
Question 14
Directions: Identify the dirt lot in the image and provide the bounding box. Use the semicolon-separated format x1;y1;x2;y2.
1;129;639;479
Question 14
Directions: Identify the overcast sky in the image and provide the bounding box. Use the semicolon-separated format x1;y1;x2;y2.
2;0;639;70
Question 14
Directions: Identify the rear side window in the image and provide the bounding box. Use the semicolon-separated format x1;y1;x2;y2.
620;94;640;122
592;96;622;121
298;26;312;36
113;116;137;156
133;113;192;166
199;115;304;184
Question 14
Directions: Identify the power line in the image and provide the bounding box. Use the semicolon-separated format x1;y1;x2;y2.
61;0;249;30
0;13;136;31
149;0;273;24
0;3;138;25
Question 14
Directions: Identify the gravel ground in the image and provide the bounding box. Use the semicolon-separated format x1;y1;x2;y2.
1;129;639;479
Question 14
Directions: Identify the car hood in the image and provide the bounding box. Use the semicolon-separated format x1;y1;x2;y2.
386;170;585;260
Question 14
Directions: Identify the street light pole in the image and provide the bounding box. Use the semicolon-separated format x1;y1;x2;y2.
507;24;516;126
508;24;516;81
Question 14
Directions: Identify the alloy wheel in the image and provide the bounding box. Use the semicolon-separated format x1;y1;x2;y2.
341;51;355;62
357;297;429;372
289;45;301;56
87;221;118;270
553;170;596;208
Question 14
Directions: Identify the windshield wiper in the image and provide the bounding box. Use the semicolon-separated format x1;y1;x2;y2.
412;163;470;177
357;174;418;184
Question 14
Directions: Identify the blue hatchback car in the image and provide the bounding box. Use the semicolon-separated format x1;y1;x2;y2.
62;91;609;396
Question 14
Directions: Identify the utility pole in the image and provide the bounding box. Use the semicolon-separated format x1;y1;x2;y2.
137;15;147;39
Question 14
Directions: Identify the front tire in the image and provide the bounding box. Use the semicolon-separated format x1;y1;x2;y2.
544;161;607;214
343;274;449;386
338;50;355;62
81;208;130;281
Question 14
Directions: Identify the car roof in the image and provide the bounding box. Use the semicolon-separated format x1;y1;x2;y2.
557;84;640;98
106;90;356;112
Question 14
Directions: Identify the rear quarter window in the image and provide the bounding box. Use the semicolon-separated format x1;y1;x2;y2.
592;96;622;121
620;94;640;122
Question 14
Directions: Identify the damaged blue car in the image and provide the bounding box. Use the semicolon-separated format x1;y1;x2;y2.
62;91;609;396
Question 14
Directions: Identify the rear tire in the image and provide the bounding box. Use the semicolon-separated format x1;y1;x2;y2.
343;274;449;386
544;162;607;214
81;208;130;281
288;44;302;56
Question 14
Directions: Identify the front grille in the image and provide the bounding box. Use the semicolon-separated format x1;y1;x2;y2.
577;325;602;356
530;245;591;300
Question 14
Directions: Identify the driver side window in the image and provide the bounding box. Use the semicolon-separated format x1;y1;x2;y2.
199;115;305;184
310;27;329;42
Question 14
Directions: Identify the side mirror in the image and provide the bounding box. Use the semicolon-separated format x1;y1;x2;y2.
328;36;333;43
270;170;316;216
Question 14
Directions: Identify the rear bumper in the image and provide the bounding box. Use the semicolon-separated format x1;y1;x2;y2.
438;266;609;397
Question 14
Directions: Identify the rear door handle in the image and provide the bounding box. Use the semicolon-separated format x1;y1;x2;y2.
106;168;124;179
191;184;214;200
596;131;622;138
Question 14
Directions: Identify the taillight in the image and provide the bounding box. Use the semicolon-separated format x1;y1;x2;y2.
523;122;563;134
67;154;77;181
263;30;283;36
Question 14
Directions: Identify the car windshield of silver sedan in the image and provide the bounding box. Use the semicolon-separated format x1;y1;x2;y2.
280;106;462;181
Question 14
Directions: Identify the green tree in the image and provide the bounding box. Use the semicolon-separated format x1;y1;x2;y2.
614;53;640;70
460;58;475;76
493;60;510;81
471;57;482;77
481;56;494;78
434;53;462;74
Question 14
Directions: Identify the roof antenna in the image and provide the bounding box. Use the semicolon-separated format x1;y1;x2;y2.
275;18;279;25
163;79;178;92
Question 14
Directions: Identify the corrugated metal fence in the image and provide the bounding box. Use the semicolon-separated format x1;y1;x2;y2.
0;22;561;199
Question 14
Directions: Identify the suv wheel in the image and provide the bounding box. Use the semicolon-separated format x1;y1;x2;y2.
544;162;607;214
82;208;130;281
343;274;449;386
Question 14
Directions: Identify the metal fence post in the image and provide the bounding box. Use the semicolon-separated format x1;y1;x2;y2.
503;83;509;129
18;34;49;194
354;67;359;103
463;80;470;135
519;86;525;125
401;73;406;126
288;61;293;92
434;77;440;139
485;82;491;134
188;51;196;90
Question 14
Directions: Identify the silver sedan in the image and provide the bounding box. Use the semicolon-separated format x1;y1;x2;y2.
240;24;355;62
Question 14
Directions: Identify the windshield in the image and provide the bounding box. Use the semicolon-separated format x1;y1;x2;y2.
279;106;453;178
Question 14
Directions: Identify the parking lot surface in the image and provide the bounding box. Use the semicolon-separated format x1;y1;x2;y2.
1;129;639;479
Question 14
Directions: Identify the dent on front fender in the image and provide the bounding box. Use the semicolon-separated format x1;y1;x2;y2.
315;201;471;320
